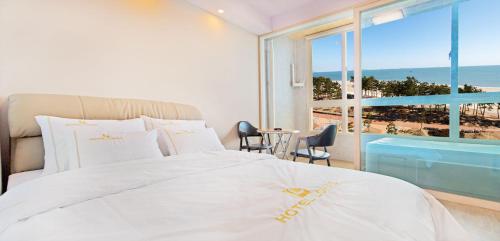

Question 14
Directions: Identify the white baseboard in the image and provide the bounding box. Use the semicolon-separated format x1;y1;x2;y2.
425;189;500;211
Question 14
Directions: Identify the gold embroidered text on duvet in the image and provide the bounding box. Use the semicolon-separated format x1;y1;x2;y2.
275;181;336;224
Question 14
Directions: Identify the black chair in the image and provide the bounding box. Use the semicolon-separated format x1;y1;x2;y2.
291;125;337;166
237;121;273;153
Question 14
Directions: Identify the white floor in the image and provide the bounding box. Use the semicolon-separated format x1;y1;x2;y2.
293;157;500;241
442;201;500;241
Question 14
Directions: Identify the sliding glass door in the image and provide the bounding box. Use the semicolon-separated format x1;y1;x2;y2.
309;28;356;162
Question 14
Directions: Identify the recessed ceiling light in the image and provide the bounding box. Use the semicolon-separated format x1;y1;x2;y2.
217;9;224;14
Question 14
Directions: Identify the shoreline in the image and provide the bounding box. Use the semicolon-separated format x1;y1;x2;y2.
314;65;500;87
338;81;500;95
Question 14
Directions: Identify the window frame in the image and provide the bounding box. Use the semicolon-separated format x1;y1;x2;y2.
307;25;355;135
259;0;500;171
359;0;500;144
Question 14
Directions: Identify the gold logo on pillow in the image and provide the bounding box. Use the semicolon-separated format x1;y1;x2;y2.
89;133;123;141
65;120;98;126
275;181;336;224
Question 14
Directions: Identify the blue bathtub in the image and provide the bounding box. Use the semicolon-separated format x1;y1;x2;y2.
365;137;500;201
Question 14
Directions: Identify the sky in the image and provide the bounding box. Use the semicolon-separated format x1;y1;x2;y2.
312;0;500;72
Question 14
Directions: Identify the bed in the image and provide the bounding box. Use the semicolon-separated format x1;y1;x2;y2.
0;94;469;241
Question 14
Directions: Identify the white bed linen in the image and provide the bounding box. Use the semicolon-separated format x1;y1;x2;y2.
141;116;207;155
163;127;225;155
67;130;163;169
6;170;43;190
0;151;469;241
35;116;146;175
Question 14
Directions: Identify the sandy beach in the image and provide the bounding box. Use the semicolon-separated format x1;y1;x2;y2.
313;101;500;140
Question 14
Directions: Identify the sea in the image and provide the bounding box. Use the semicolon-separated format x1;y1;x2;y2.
313;65;500;87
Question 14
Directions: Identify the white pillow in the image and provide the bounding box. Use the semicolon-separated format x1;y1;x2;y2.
162;127;225;155
67;130;163;169
35;116;146;175
141;116;206;155
141;115;206;131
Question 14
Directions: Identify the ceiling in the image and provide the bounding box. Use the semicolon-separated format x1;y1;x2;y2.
245;0;315;17
187;0;366;35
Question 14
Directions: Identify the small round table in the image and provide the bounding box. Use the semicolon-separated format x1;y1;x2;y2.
258;129;300;159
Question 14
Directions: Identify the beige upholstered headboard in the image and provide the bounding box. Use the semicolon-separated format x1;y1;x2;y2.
1;93;202;192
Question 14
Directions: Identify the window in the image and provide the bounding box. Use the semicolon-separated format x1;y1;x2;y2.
457;0;500;139
360;0;500;202
313;107;342;131
310;29;354;133
460;103;500;139
361;0;500;141
458;0;500;93
313;77;341;100
361;1;454;138
363;105;449;137
312;34;342;100
348;106;354;132
362;3;451;98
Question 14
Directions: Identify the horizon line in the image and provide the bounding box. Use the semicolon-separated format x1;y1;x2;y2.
314;64;500;73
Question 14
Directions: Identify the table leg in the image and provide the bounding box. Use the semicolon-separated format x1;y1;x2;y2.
274;133;283;155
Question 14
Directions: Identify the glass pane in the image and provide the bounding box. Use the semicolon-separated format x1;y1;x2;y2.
346;31;354;99
361;1;451;98
313;107;342;131
363;105;449;137
348;106;354;132
460;103;500;140
312;34;342;100
459;0;500;93
313;77;342;100
360;0;500;203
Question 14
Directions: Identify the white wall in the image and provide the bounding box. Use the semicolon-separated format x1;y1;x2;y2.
0;0;259;149
272;36;296;129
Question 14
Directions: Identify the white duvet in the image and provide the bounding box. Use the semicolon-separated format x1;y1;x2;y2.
0;151;469;241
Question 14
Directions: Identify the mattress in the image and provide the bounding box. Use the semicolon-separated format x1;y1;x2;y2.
0;151;469;241
6;170;43;190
